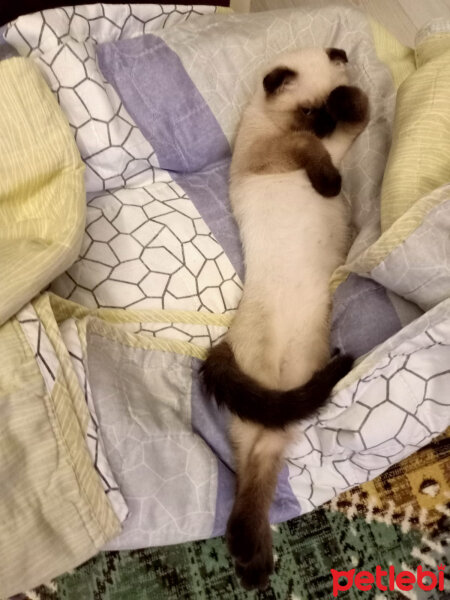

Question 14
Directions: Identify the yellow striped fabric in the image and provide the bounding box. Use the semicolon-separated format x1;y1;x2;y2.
83;315;209;360
49;292;234;329
0;59;120;597
0;308;120;598
0;57;85;326
370;19;416;90
380;33;450;232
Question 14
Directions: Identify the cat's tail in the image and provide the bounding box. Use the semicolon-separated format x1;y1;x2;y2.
199;340;353;428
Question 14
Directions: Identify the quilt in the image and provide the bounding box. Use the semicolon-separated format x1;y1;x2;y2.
1;4;450;596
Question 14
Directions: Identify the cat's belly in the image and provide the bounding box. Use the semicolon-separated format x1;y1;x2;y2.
228;172;350;390
232;171;349;284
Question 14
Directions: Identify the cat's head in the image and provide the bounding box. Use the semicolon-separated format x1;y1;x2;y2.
260;47;350;135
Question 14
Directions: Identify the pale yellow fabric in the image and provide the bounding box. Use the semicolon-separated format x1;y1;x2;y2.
0;57;85;326
0;60;118;597
48;292;233;360
380;32;450;231
0;298;120;598
49;293;234;328
370;19;416;90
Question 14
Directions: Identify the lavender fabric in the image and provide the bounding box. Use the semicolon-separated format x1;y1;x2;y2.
176;160;244;282
97;34;230;174
330;274;403;358
191;359;301;536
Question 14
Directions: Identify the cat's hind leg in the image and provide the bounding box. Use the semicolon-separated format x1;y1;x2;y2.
226;417;291;590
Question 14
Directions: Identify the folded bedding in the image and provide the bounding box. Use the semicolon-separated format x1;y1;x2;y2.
1;4;450;596
0;57;84;326
0;61;121;598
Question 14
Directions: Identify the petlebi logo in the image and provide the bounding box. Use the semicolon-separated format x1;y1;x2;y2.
331;564;446;596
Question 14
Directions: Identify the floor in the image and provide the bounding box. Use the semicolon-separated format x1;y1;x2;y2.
230;0;450;47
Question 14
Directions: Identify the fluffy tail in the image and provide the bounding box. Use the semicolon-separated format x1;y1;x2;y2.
200;341;353;428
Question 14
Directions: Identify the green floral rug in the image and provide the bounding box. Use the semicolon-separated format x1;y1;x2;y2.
21;506;448;600
17;433;450;600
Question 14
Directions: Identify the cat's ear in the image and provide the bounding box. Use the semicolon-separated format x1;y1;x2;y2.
326;48;348;64
263;67;297;95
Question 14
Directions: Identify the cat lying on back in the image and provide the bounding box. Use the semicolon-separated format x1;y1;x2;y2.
201;47;369;590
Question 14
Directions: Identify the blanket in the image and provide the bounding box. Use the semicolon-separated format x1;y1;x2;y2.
1;4;450;596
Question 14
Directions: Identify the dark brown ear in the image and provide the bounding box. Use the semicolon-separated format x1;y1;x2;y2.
326;48;348;63
263;67;297;95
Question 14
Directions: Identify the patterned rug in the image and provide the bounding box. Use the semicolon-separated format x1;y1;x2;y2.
16;430;450;600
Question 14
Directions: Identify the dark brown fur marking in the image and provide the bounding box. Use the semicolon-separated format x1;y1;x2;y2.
326;85;370;125
312;106;338;137
300;141;342;197
263;67;297;95
225;443;284;590
326;47;348;63
200;340;353;428
245;131;341;197
291;104;337;138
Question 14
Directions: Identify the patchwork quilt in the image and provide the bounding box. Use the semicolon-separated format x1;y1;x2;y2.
1;4;450;597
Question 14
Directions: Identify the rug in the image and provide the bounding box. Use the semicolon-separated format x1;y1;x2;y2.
13;430;450;600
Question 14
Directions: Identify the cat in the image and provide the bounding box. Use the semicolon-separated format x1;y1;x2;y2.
201;47;369;590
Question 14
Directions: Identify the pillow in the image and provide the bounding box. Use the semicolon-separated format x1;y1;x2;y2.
4;4;219;192
97;8;394;159
96;7;396;259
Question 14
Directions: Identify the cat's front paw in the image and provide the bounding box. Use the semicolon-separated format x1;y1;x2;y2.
326;85;369;125
308;159;342;198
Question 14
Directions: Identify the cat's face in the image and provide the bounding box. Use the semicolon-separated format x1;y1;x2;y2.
260;48;350;135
